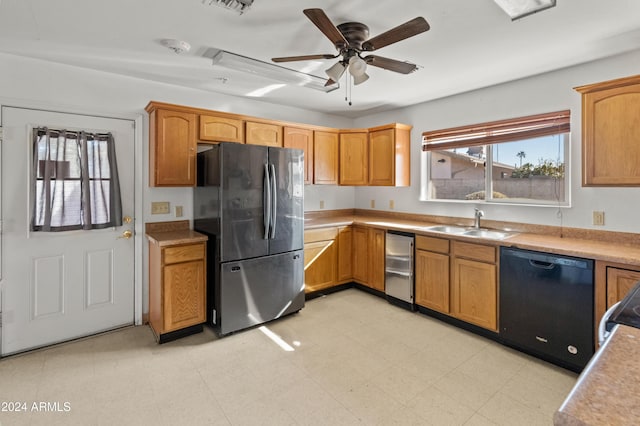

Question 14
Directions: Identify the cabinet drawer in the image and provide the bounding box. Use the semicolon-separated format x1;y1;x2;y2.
452;241;496;263
164;243;205;264
416;235;450;254
304;227;338;243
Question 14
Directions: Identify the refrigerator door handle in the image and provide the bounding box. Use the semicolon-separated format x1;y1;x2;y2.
263;163;271;240
269;163;277;239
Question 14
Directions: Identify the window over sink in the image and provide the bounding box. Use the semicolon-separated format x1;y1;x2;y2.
420;110;570;206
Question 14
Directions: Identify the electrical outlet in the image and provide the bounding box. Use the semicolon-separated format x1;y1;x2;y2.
151;201;170;215
593;211;605;226
319;200;325;209
370;200;376;209
175;206;183;217
389;200;395;210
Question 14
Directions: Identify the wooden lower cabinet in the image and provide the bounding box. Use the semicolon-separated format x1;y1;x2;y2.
352;226;369;284
450;241;498;331
149;241;207;342
337;226;353;283
415;249;450;314
352;226;385;291
415;235;451;313
606;267;640;307
368;228;386;292
304;227;338;293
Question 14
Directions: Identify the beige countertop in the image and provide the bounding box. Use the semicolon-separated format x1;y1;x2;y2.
304;214;640;267
145;220;208;246
554;324;640;426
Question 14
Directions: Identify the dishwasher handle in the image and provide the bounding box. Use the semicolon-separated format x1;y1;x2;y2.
529;259;555;270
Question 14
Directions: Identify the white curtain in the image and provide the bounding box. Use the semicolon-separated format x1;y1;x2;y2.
32;127;122;231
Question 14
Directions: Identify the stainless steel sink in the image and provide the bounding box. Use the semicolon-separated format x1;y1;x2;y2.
421;225;467;234
422;225;516;240
461;229;514;240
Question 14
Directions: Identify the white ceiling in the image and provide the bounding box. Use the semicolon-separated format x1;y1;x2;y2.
1;0;640;118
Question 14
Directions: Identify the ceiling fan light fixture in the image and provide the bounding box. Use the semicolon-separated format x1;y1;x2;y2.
352;72;369;86
348;56;367;77
492;0;556;20
326;62;346;81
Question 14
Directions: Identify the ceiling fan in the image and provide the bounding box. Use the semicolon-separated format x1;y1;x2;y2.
272;8;430;87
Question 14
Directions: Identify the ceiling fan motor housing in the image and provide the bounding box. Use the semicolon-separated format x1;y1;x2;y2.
336;22;369;54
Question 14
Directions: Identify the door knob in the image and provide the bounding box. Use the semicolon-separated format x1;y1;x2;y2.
123;216;133;224
118;230;133;239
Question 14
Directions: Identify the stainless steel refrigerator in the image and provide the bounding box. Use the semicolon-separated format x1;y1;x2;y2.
194;142;305;335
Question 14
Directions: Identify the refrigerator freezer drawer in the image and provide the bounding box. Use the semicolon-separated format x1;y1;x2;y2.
218;250;305;335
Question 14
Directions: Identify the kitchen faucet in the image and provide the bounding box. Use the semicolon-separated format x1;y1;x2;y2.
474;208;484;229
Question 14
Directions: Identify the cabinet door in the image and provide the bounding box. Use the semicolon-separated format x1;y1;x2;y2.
368;228;386;292
606;267;640;307
314;131;339;185
451;258;497;331
352;226;369;284
415;249;450;313
304;239;337;293
152;109;197;186
339;131;368;185
284;127;313;184
199;114;244;143
369;128;395;186
163;260;205;332
578;77;640;186
337;226;353;283
246;121;283;147
369;127;411;186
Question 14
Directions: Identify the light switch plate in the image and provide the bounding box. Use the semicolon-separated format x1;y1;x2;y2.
593;211;605;226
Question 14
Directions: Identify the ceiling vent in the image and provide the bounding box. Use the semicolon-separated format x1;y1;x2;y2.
201;0;254;15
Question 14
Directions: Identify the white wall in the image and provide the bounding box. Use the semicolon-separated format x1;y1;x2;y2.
349;49;640;233
0;52;354;315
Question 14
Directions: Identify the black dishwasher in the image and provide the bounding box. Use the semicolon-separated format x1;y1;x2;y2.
500;247;594;371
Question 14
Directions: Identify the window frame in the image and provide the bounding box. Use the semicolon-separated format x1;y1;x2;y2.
420;110;571;207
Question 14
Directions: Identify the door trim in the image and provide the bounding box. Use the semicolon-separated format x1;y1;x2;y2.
0;99;144;357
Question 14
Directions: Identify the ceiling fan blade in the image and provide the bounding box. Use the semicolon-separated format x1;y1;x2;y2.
303;8;349;49
363;55;418;74
361;17;430;51
272;54;337;63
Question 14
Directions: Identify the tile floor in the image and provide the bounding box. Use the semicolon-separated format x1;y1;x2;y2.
0;289;577;425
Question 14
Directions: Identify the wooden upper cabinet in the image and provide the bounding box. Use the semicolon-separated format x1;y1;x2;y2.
339;130;368;185
313;131;339;185
368;124;412;186
148;107;197;187
284;127;314;184
575;74;640;186
199;114;244;143
246;121;283;147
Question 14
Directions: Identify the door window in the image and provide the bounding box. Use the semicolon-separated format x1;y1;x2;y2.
32;127;122;231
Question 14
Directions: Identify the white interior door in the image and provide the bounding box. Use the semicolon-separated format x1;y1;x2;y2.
1;107;135;356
